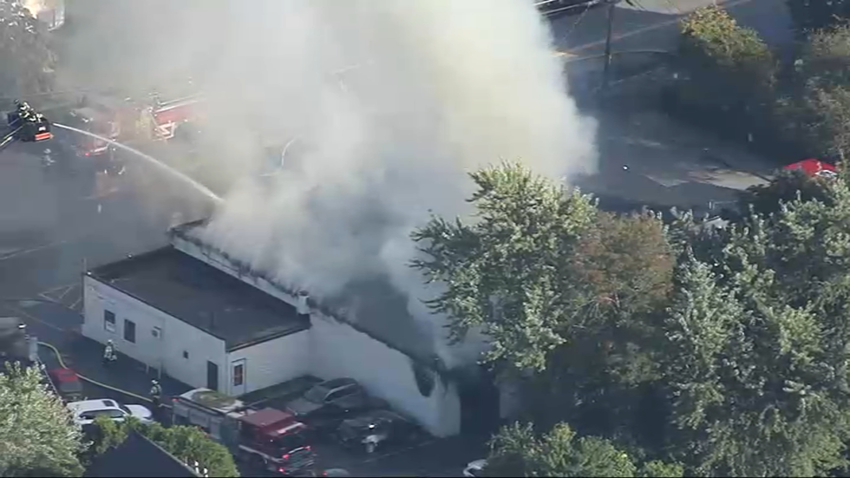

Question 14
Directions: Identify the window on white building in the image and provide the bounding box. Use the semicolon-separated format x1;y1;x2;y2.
103;310;116;333
233;364;244;387
124;319;136;343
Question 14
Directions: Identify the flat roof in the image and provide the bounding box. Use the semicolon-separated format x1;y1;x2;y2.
88;247;310;350
169;220;439;364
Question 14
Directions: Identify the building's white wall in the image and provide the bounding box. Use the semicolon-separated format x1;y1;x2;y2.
83;275;227;390
172;235;462;437
308;314;460;437
226;331;310;397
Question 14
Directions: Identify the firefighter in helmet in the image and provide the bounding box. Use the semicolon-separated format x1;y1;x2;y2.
150;379;163;410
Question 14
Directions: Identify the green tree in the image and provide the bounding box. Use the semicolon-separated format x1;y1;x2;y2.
412;163;676;450
528;211;675;444
0;1;55;99
677;5;776;116
91;419;239;477
487;422;681;477
88;415;129;457
787;0;850;33
0;362;86;477
785;79;850;160
778;25;850;159
662;188;850;476
412;161;598;372
637;460;684;478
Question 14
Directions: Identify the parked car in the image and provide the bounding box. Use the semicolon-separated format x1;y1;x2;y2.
463;459;488;478
303;391;388;434
48;367;84;402
335;409;426;454
286;378;364;417
67;399;153;426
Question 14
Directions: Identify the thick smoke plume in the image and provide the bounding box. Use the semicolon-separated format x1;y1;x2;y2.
191;0;597;367
60;0;596;366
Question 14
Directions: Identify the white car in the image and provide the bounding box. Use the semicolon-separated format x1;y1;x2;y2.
67;399;154;426
463;459;488;478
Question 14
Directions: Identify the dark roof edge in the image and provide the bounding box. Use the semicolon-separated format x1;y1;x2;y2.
132;430;201;477
168;222;451;378
226;321;311;352
88;246;174;281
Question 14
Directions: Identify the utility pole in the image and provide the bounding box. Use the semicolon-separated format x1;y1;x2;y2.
601;0;621;95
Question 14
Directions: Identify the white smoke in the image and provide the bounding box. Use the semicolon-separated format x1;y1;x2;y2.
195;0;597;367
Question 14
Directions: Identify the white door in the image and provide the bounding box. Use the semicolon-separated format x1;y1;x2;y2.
230;359;247;396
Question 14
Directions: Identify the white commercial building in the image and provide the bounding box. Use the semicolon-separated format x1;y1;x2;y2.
82;221;503;438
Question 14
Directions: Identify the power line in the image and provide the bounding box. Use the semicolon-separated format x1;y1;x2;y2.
557;0;605;43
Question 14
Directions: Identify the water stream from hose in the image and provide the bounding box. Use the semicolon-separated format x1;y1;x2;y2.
53;123;223;204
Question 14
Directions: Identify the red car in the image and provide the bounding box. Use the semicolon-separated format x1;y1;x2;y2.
784;158;837;178
48;367;84;402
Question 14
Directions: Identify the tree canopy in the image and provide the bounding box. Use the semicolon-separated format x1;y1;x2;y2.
787;0;850;34
677;5;776;114
0;362;86;477
486;422;682;477
413;161;850;476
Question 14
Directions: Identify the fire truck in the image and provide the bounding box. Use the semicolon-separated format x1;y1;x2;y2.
172;388;316;476
62;93;203;157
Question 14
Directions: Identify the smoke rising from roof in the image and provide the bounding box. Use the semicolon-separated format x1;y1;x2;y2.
62;0;597;366
192;0;597;367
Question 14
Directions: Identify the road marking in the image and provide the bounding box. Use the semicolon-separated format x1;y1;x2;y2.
57;284;76;301
565;0;759;54
39;283;75;300
69;294;83;312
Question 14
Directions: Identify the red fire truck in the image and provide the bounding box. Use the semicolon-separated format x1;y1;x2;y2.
148;94;202;140
63;93;203;157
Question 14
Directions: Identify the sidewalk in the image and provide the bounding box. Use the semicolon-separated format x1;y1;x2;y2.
4;300;191;407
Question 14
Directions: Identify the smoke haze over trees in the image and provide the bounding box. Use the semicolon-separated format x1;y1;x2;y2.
0;0;54;99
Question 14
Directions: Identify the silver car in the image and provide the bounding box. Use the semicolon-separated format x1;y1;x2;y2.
67;398;153;426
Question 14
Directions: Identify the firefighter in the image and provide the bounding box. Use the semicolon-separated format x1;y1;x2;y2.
15;101;34;122
103;339;117;366
149;379;163;411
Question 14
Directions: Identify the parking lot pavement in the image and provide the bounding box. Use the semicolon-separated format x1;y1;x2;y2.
4;298;191;409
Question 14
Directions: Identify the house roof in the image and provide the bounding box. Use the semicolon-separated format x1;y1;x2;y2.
88;247;310;351
84;430;199;478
